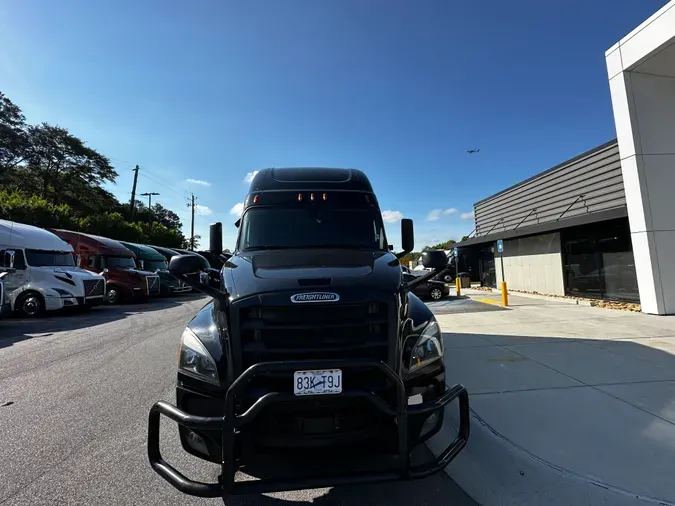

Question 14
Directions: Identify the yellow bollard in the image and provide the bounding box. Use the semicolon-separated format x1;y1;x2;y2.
501;281;508;306
456;277;461;297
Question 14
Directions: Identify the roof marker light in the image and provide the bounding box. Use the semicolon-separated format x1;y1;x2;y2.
298;193;303;201
323;193;328;201
253;195;259;204
310;193;315;201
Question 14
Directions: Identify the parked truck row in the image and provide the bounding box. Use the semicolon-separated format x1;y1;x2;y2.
0;219;222;318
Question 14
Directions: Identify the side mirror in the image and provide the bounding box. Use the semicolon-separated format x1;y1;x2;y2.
168;254;203;277
169;254;229;302
400;219;414;254
4;250;16;269
422;250;448;270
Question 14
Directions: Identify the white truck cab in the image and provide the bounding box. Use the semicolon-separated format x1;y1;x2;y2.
0;220;106;317
0;273;10;318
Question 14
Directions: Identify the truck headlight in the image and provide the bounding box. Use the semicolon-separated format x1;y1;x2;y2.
409;320;443;372
179;328;219;385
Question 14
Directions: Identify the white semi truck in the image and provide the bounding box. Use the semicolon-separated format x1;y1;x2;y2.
0;272;9;318
0;220;106;317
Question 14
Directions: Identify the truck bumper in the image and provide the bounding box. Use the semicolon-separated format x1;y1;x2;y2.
147;359;470;498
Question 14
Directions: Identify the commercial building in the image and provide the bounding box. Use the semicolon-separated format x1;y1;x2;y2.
456;0;675;314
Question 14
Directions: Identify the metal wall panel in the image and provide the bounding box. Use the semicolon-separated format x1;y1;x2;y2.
474;140;625;236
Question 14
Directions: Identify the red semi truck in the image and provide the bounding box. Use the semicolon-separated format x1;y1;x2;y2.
49;230;161;304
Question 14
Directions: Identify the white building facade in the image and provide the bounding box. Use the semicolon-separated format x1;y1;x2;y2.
606;0;675;315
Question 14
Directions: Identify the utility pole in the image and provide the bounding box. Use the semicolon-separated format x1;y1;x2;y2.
130;165;140;221
188;193;196;251
140;192;160;223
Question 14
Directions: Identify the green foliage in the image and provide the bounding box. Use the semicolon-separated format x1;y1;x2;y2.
0;91;187;248
461;235;470;242
0;190;80;229
182;234;201;250
0;190;184;247
0;92;28;173
422;239;456;251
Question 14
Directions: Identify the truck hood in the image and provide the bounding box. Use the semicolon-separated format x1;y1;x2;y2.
33;266;104;280
103;267;158;288
107;267;158;278
156;269;179;286
226;249;402;300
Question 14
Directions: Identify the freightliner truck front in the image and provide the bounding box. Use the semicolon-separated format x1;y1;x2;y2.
147;167;470;497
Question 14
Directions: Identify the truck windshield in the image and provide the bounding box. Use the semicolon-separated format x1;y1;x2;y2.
143;259;168;271
240;207;388;251
103;256;136;269
25;249;76;267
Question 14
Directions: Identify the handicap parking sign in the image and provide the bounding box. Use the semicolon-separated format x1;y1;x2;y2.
497;239;503;253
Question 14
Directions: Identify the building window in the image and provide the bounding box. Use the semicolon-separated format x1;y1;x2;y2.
561;218;638;302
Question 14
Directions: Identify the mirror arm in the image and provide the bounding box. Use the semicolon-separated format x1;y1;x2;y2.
173;273;229;304
403;266;449;291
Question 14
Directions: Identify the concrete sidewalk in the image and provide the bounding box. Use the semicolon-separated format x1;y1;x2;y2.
427;291;675;506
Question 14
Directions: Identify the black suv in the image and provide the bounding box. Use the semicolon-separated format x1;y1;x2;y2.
147;167;470;497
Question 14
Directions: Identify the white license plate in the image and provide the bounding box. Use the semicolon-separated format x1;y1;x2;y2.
293;369;342;396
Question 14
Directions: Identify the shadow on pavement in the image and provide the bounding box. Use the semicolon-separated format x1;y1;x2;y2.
0;293;206;349
221;445;474;505
438;329;675;505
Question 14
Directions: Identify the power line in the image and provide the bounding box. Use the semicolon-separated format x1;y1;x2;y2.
137;171;187;199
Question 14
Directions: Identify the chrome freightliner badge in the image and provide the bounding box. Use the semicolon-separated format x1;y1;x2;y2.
290;292;340;303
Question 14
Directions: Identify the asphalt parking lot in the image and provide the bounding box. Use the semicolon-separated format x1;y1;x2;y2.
0;296;475;506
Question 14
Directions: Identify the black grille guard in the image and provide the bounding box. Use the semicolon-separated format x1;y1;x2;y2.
147;359;470;497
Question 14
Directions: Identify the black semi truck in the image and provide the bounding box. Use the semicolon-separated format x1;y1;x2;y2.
147;167;470;497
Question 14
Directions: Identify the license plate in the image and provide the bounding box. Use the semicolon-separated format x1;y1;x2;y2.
293;369;342;396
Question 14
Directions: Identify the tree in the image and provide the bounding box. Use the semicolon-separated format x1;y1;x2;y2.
398;252;422;268
423;239;456;251
182;235;200;250
132;202;182;230
0;92;28;174
24;122;118;203
0;190;81;229
461;235;470;242
0;90;187;248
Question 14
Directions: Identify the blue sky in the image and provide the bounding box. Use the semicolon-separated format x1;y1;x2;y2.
0;0;668;250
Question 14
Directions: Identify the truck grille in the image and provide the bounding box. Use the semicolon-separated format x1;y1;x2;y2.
83;279;104;298
147;275;160;295
238;302;389;369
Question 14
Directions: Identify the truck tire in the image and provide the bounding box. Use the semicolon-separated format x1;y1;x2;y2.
16;291;46;318
106;286;121;304
429;287;444;300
